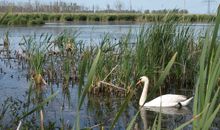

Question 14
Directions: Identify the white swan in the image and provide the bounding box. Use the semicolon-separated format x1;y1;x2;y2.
136;76;193;108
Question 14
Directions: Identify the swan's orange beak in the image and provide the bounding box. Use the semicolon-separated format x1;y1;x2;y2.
136;80;141;86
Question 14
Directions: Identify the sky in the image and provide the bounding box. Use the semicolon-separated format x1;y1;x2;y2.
10;0;220;14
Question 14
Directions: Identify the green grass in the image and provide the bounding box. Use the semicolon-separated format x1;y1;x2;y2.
174;6;220;130
0;13;216;25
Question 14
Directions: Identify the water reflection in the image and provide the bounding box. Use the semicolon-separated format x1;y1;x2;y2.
134;107;192;130
145;106;192;115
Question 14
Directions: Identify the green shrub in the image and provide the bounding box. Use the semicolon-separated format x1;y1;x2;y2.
108;15;117;21
78;15;87;21
64;15;74;21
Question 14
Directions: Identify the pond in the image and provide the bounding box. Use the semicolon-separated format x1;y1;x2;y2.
0;23;219;129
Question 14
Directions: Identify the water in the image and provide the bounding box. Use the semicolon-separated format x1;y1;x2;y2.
0;22;211;50
0;23;219;129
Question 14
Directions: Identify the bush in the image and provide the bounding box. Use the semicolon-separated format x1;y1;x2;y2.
28;18;45;25
118;14;136;21
108;15;117;21
64;15;74;21
78;15;87;21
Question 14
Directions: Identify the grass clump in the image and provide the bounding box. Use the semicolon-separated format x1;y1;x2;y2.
175;5;220;130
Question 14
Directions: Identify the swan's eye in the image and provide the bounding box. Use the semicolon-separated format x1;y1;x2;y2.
139;78;142;80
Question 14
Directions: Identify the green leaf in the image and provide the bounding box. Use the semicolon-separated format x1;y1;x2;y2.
18;91;58;120
202;104;220;130
0;12;8;24
75;49;101;130
110;91;133;130
149;52;177;98
126;110;140;130
206;86;220;120
175;104;209;130
78;49;101;109
152;115;158;130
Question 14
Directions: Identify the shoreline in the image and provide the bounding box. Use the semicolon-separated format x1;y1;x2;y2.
0;13;216;26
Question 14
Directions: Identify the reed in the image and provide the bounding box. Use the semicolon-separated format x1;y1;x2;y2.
0;12;8;24
21;34;52;86
0;13;216;26
1;10;219;129
135;16;199;91
175;5;220;130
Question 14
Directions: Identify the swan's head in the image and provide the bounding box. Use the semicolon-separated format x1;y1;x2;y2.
136;76;149;86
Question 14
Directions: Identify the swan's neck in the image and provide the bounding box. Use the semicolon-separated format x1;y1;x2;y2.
139;81;149;106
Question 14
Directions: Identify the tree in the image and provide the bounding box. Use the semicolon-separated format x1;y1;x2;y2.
115;0;123;11
106;4;110;13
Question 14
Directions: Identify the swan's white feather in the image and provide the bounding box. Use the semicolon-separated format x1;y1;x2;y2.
138;76;193;108
144;94;188;107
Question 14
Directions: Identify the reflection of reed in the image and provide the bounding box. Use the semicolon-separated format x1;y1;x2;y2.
140;108;148;130
137;107;192;130
0;31;11;58
87;95;118;127
133;108;150;130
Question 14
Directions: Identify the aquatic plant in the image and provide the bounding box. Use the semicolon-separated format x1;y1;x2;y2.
1;9;219;129
75;48;101;130
175;5;220;130
0;12;8;24
110;52;177;130
20;33;52;86
137;16;199;90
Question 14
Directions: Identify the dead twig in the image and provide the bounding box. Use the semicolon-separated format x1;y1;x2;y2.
99;81;126;91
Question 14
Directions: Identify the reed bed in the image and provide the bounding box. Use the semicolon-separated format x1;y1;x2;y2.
0;11;219;129
0;13;216;25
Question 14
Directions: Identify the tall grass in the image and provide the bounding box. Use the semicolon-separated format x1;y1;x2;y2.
175;5;220;130
0;12;8;24
1;10;219;129
134;15;199;92
112;52;177;130
74;49;101;130
0;13;216;26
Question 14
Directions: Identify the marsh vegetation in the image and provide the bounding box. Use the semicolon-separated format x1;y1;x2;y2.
0;13;216;26
0;9;220;130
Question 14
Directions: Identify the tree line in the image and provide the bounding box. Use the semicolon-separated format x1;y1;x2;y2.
0;0;188;14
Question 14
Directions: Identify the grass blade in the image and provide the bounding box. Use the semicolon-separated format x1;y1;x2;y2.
74;49;101;130
175;104;209;130
110;91;133;130
78;49;101;109
157;107;162;130
151;115;158;130
18;91;59;120
149;52;177;98
0;12;8;24
202;104;220;130
126;110;140;130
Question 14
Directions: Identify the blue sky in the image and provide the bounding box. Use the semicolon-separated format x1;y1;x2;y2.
11;0;220;14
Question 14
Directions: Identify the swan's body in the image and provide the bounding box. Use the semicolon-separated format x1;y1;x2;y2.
137;76;193;108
